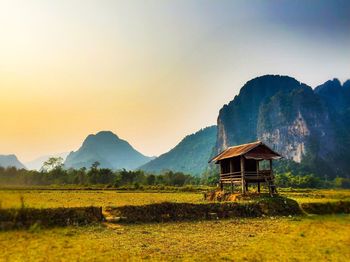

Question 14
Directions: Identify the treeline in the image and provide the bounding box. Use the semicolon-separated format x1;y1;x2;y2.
0;165;202;188
275;172;350;189
0;161;349;189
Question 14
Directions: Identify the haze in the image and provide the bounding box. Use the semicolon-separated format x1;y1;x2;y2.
0;0;349;162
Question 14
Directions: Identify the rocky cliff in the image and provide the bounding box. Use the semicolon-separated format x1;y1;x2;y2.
217;75;350;178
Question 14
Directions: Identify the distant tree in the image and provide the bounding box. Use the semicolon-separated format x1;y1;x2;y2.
91;161;100;170
146;174;156;185
41;157;64;172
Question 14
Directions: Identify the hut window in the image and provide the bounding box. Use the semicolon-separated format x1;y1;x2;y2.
259;160;270;170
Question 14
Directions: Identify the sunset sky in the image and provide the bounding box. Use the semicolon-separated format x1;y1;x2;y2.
1;0;350;162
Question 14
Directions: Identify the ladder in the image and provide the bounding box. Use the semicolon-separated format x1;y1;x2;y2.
264;176;277;197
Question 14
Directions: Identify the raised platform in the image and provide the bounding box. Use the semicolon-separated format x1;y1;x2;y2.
219;171;273;184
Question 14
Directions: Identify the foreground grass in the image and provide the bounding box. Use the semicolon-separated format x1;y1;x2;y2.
0;215;349;261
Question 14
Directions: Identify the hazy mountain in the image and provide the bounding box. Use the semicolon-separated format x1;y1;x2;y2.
0;155;26;169
64;131;152;170
216;75;350;178
139;126;217;176
25;152;69;171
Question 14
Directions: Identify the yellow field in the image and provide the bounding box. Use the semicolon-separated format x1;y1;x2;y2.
282;189;350;203
0;215;349;261
1;189;350;209
0;190;203;209
1;189;350;261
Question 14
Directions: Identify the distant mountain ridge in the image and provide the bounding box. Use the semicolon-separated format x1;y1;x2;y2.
0;155;26;169
64;131;152;170
139;126;217;175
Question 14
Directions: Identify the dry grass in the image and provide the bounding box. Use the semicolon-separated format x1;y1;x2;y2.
1;189;350;210
0;215;349;261
0;190;203;209
280;189;350;203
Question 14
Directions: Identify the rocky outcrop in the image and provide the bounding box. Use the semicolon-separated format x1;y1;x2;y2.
216;75;350;177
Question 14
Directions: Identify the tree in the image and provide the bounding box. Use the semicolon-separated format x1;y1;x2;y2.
41;157;64;172
91;161;100;170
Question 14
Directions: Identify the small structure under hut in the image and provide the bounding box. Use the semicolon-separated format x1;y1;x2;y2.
209;141;282;196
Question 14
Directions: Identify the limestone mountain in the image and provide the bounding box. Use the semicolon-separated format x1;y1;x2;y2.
0;155;26;169
139;126;217;176
64;131;152;170
217;75;350;178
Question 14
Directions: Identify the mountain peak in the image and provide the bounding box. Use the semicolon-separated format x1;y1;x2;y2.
0;154;26;169
65;130;151;170
315;78;342;93
95;131;119;139
82;131;122;147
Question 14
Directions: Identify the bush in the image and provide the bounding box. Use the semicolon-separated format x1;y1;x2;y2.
301;201;350;215
106;196;302;223
0;207;103;230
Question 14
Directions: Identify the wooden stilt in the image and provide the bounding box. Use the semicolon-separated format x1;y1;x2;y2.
258;182;261;193
240;156;246;194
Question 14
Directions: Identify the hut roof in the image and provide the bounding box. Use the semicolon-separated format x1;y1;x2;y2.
209;141;282;163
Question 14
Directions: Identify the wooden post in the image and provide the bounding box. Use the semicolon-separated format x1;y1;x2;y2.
257;160;260;193
245;182;248;192
268;159;273;195
240;156;246;194
219;161;223;191
269;159;275;194
229;159;233;174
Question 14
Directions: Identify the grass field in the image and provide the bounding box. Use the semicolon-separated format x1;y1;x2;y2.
0;190;202;209
1;188;350;209
1;188;350;261
0;215;349;261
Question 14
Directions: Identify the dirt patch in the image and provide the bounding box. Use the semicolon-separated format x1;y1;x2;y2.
204;190;271;202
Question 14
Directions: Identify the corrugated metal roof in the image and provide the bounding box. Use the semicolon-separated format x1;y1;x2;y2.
209;141;282;163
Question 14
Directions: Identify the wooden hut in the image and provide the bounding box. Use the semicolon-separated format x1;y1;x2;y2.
209;141;282;195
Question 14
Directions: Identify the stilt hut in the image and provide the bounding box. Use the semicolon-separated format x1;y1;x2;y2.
209;141;282;195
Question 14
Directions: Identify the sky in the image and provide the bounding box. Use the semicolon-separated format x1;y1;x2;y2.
0;0;350;162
